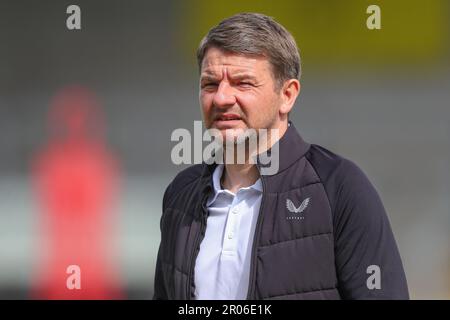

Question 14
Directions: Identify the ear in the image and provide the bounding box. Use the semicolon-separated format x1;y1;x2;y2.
279;79;300;115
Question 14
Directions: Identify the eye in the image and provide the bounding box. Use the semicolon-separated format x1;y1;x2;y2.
202;82;217;88
201;82;218;89
238;81;254;88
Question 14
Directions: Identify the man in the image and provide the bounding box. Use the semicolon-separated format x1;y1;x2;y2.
154;13;409;300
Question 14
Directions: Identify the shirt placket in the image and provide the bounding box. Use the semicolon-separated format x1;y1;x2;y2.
222;193;242;256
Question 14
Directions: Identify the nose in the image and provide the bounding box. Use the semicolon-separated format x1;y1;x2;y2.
212;81;236;109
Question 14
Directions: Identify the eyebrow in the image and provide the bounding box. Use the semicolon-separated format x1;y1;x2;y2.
200;74;219;82
229;73;258;82
200;72;258;83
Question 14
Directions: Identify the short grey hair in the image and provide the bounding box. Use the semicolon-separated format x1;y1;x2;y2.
197;13;301;89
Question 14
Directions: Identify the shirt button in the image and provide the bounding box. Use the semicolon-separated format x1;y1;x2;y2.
228;233;233;239
232;207;238;214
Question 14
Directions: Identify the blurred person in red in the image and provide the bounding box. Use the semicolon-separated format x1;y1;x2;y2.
31;86;123;299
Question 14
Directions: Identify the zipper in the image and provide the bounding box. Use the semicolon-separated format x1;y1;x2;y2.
245;164;266;300
186;189;210;299
186;164;265;299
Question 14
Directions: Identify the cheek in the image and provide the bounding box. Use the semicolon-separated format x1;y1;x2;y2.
236;93;257;113
199;93;212;112
238;93;276;121
200;93;215;127
263;91;280;113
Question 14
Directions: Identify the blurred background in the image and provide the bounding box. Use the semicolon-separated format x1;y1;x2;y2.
0;0;449;299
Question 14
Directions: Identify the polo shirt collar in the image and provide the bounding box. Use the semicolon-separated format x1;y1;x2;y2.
206;164;263;206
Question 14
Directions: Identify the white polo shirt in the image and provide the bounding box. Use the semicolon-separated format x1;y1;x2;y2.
194;164;263;300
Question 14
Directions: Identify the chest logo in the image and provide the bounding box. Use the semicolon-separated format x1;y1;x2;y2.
286;197;310;220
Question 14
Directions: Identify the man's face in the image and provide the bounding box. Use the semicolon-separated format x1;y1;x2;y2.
199;47;283;142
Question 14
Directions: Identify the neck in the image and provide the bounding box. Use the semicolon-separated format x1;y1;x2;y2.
221;162;259;194
219;121;289;193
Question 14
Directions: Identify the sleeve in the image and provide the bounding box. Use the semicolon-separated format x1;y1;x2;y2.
153;245;168;300
152;182;173;300
332;160;409;299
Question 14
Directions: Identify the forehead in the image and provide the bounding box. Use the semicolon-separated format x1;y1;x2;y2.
201;47;271;76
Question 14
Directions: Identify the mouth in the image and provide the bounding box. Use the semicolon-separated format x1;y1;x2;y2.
214;114;242;121
212;114;243;129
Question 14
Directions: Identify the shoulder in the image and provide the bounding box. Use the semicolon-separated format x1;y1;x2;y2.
305;144;372;190
305;144;382;218
168;164;205;189
162;164;205;209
